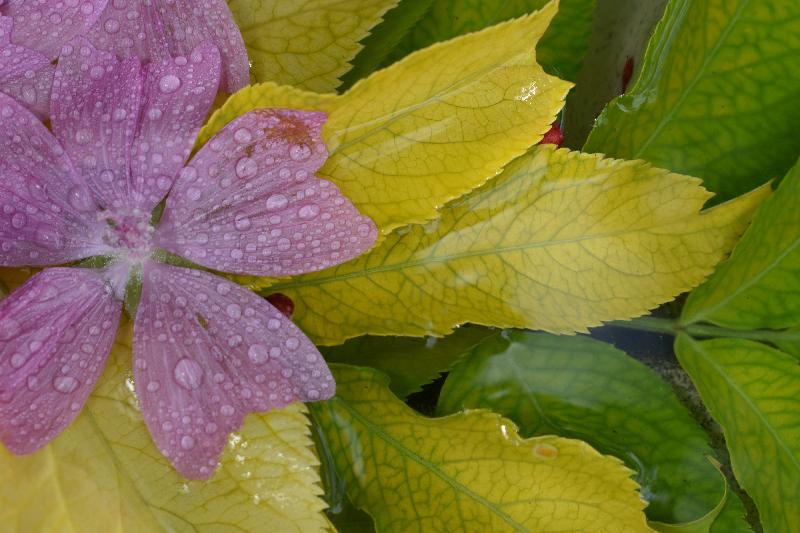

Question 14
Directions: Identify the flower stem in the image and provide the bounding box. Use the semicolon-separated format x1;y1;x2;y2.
608;316;800;344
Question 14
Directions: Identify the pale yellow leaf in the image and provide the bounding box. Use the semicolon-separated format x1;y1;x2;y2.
269;147;770;345
229;0;399;92
201;1;572;234
313;364;651;532
0;321;328;533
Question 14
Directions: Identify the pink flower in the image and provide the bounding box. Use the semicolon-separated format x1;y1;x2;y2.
0;39;377;479
0;0;248;117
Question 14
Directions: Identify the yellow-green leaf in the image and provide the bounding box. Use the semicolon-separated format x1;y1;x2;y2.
270;146;769;345
675;335;800;533
202;2;572;234
682;158;800;329
228;0;399;92
312;364;650;532
0;322;328;532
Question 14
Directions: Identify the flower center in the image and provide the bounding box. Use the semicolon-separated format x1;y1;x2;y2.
100;209;155;258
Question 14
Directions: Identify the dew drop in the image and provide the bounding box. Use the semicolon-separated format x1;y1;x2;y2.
289;144;312;161
147;381;160;393
173;358;203;390
220;404;235;416
180;435;195;450
248;344;269;364
265;194;288;211
10;353;26;369
235;156;257;179
0;318;21;340
10;212;26;229
226;303;242;319
234;127;252;144
234;215;251;231
68;186;94;211
285;337;300;350
104;18;120;33
159;74;181;93
297;204;320;220
53;376;79;394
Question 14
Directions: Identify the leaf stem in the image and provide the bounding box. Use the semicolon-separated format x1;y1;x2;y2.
607;316;800;344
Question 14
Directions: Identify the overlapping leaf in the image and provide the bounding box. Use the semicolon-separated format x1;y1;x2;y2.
228;0;399;92
682;158;800;329
386;0;595;81
268;146;769;345
437;331;748;529
201;2;572;233
312;364;650;532
675;336;800;533
0;322;329;533
320;327;498;398
585;0;800;200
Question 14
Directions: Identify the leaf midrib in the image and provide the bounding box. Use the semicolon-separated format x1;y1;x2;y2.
689;339;800;477
631;0;750;158
334;397;528;532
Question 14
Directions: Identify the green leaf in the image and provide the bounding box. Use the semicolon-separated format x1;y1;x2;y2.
320;327;498;398
675;335;800;533
312;364;650;532
339;0;435;90
682;158;800;329
437;331;727;526
0;322;329;532
270;147;769;345
228;0;399;92
584;0;800;200
386;0;595;81
201;4;572;235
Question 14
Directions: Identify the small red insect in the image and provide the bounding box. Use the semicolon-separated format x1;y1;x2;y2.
539;123;564;147
267;293;296;318
621;56;634;94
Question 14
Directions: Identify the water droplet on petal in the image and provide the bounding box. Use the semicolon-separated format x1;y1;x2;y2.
159;74;181;93
289;144;312;161
298;204;320;220
234;128;252;144
10;212;26;229
180;435;195;450
234;215;251;231
248;344;269;364
266;194;288;211
173;358;203;390
235;157;257;179
147;381;160;393
53;376;79;394
0;318;21;340
220;404;235;416
68;187;94;211
10;353;26;369
226;303;242;319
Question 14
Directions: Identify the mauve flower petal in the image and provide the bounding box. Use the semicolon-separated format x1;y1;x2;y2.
155;109;378;277
0;267;122;454
0;16;54;117
1;0;108;59
0;92;107;266
130;41;221;212
86;0;248;92
84;1;170;63
51;39;144;212
133;262;334;480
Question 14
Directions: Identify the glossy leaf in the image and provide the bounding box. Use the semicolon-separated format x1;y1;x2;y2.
0;321;329;532
200;3;572;234
437;331;729;526
320;327;498;398
339;0;435;90
269;146;769;345
228;0;399;92
585;0;800;200
387;0;596;81
682;159;800;329
312;364;650;532
675;336;800;533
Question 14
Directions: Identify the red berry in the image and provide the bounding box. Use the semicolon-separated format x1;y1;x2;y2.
621;57;634;94
266;293;295;319
539;123;564;147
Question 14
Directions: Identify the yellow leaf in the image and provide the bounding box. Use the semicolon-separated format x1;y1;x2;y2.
270;147;770;345
0;322;329;533
228;0;399;92
201;1;572;234
313;364;650;532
